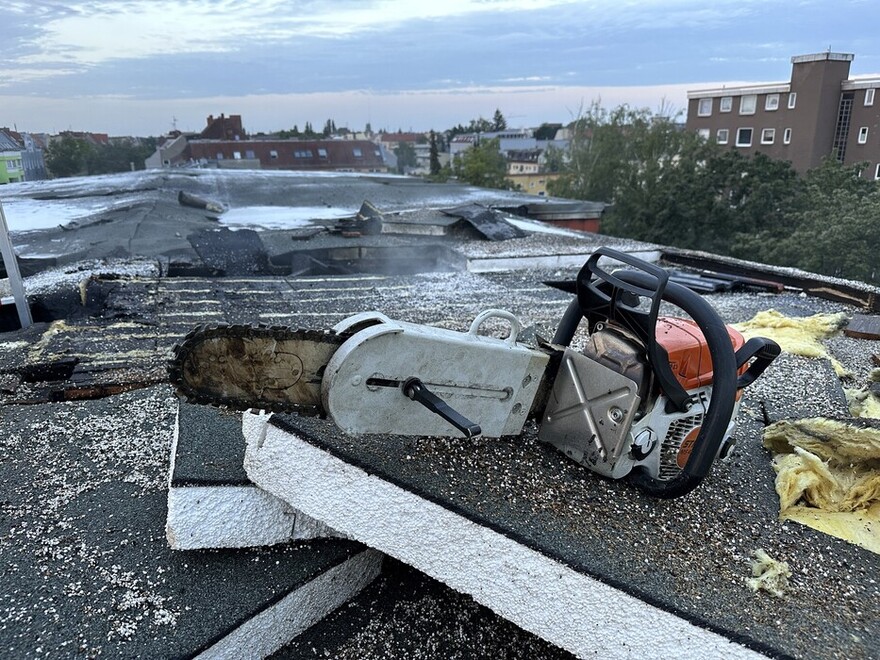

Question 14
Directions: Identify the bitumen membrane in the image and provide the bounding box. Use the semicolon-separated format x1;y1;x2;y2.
0;386;371;658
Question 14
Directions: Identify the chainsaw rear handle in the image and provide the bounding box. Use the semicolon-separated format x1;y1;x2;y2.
735;337;781;389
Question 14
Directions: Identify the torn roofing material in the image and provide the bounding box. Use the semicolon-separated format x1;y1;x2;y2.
441;204;528;241
663;247;880;312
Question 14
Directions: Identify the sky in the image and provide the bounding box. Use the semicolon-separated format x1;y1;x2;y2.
2;0;879;137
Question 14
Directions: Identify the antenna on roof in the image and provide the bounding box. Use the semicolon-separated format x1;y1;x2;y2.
172;116;178;131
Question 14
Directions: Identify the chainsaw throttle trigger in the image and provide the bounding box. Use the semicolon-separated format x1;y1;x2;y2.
403;378;482;438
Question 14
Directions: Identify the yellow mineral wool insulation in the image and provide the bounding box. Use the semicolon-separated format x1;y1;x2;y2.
763;418;880;463
845;387;880;419
763;418;880;554
772;447;880;512
747;549;791;597
782;503;880;555
733;309;849;376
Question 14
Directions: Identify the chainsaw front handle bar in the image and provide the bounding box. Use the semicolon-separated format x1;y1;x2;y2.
616;270;738;499
554;247;740;499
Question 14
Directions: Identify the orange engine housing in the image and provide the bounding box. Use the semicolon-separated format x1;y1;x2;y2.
656;317;745;391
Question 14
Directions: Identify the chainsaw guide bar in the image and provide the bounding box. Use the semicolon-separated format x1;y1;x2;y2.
169;324;350;414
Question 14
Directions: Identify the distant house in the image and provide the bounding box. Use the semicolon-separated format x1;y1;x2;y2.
449;134;478;159
506;149;540;175
0;131;24;184
0;129;47;183
200;114;245;141
186;139;387;172
506;149;554;195
376;132;422;150
146;114;389;172
687;52;880;177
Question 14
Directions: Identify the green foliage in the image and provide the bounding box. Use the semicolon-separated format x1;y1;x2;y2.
739;159;880;283
46;136;156;178
394;141;417;174
87;138;157;175
549;102;879;284
541;144;566;173
447;112;503;138
454;138;509;189
277;125;300;139
492;109;507;131
535;123;562;140
46;135;92;177
429;131;441;176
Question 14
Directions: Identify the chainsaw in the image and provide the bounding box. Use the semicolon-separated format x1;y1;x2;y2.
169;247;779;498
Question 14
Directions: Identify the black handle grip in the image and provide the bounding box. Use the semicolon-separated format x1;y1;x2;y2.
403;378;482;438
735;337;781;389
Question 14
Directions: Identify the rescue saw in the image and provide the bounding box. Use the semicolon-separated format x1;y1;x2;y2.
169;247;780;498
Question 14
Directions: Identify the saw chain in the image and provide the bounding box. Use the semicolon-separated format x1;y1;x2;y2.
169;324;350;414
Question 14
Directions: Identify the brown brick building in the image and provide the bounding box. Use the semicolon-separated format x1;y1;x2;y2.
686;52;880;178
185;139;387;172
146;114;388;172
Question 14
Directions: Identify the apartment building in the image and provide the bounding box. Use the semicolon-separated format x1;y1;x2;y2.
0;131;24;184
686;52;880;178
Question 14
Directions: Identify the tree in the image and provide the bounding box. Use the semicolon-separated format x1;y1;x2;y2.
394;141;417;174
45;135;92;178
541;144;566;173
454;138;509;189
85;138;157;175
546;101;878;284
743;158;880;283
429;130;441;176
535;123;562;140
492;109;507;131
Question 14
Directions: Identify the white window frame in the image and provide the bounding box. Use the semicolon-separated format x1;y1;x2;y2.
866;88;876;106
858;127;869;144
765;94;780;111
875;163;880;180
233;151;242;160
716;128;729;145
736;128;753;147
697;98;713;117
720;96;733;113
788;92;797;109
761;128;776;144
740;95;757;115
697;128;710;140
269;150;278;159
783;128;792;144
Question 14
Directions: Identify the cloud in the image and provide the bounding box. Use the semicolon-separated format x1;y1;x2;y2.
1;0;879;135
